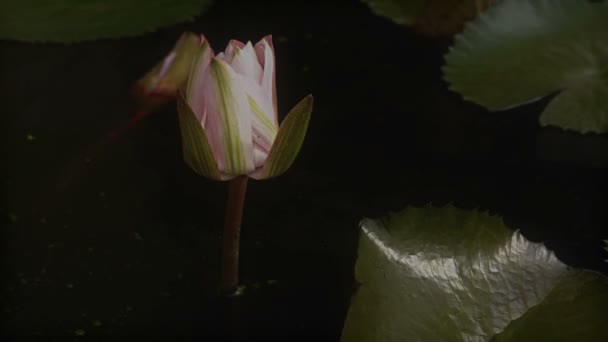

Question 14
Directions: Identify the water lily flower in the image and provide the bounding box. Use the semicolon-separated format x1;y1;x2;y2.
177;34;313;181
134;32;201;100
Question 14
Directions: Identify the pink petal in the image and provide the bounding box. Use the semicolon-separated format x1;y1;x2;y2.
200;58;255;176
224;39;246;61
254;35;278;124
253;147;269;168
229;41;263;84
156;51;177;81
215;52;227;61
254;35;273;67
240;76;277;153
135;32;200;98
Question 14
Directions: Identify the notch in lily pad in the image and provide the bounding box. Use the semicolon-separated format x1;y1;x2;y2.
443;0;608;134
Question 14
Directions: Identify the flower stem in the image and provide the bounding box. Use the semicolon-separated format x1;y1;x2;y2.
220;175;248;294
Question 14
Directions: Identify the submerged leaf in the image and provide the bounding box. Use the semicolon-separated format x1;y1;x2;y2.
414;0;497;36
361;0;495;36
342;204;608;341
443;0;608;134
0;0;213;43
361;0;426;26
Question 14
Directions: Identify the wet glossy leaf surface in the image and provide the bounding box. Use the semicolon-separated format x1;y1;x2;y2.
342;205;575;341
491;270;608;341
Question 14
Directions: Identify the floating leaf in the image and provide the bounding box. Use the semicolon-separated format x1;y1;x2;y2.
0;0;213;43
341;204;608;341
490;270;608;341
443;0;608;134
539;78;608;133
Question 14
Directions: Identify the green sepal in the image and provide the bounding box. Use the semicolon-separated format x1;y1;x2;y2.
260;95;313;179
176;92;222;180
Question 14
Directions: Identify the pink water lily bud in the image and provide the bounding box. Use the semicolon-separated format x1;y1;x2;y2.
177;34;313;181
134;32;201;100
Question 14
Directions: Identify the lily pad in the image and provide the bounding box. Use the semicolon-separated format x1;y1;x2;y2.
341;204;608;341
443;0;608;134
490;270;608;341
0;0;213;43
539;78;608;133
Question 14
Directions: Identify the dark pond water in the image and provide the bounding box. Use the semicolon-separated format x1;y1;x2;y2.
1;0;607;340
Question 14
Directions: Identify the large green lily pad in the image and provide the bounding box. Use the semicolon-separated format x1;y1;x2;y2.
0;0;213;43
491;270;608;341
341;204;608;341
443;0;608;134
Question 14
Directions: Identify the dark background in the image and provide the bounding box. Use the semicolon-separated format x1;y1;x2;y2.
1;0;607;340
